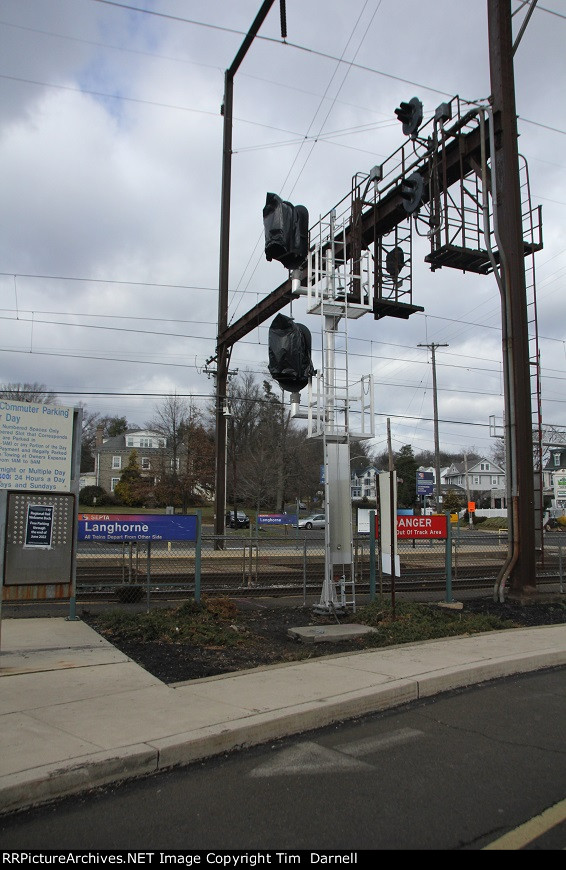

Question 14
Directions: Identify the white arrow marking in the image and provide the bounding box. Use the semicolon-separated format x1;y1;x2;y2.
249;742;375;777
338;727;423;757
249;728;423;777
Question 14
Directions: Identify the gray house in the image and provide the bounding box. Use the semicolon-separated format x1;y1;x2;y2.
94;427;182;494
443;457;506;509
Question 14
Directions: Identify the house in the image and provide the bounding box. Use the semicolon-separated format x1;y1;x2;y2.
443;457;506;509
351;466;380;501
543;446;566;510
94;427;183;494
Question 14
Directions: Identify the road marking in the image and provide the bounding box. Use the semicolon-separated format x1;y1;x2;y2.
338;728;422;757
249;728;423;777
482;798;566;850
249;742;375;776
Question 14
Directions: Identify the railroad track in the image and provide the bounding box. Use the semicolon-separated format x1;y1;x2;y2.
75;568;563;600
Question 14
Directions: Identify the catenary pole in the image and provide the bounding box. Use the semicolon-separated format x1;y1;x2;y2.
488;0;536;595
214;1;280;544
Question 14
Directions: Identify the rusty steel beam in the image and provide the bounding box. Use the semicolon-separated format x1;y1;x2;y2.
217;111;493;351
219;276;301;349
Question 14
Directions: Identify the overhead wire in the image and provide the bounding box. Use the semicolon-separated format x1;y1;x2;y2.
1;2;564;450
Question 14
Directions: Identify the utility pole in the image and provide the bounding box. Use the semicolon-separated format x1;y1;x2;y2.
418;343;448;510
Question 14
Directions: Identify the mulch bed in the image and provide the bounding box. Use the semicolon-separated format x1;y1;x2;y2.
80;596;565;685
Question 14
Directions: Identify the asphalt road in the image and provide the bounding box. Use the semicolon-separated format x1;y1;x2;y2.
1;668;565;851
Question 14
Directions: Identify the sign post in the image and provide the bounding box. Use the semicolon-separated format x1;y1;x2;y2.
445;513;453;603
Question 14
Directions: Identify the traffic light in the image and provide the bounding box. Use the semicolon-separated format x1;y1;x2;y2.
394;97;423;138
400;171;424;214
385;246;405;279
263;193;309;270
268;313;315;393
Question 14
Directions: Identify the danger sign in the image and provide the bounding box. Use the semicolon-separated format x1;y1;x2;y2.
376;514;448;539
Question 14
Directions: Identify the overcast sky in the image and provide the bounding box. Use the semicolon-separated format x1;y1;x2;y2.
0;0;564;460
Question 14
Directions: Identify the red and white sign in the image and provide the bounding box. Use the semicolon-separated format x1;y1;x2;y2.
376;514;448;539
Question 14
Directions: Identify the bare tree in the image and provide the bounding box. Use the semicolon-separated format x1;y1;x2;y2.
79;409;131;473
147;394;215;510
146;393;189;482
0;382;57;403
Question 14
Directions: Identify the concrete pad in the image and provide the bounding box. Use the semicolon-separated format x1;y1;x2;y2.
34;683;254;750
0;712;102;777
0;662;163;715
0;617;129;675
0;646;130;676
288;623;377;643
176;656;398;714
0;617;111;653
324;627;566;682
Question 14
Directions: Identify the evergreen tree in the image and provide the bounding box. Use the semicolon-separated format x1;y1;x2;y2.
114;450;148;507
394;444;419;508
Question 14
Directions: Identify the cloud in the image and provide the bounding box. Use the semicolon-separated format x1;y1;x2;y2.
0;0;563;455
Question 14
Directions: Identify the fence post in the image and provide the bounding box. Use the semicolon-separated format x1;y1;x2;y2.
194;510;202;604
303;538;307;605
146;541;151;612
445;513;453;603
369;510;376;602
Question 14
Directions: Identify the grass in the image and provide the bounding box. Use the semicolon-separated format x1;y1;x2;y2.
91;597;248;647
89;596;518;652
354;599;516;646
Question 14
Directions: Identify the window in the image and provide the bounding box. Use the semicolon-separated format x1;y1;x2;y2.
112;456;121;469
126;437;134;447
553;454;561;467
480;462;490;471
473;475;480;485
492;476;498;486
139;437;152;448
110;477;120;492
141;457;151;470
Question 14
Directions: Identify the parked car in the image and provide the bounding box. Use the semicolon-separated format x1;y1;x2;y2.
227;511;250;529
297;513;326;530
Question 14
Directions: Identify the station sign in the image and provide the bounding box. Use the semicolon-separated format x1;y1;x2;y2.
78;514;197;542
257;513;297;525
416;471;434;496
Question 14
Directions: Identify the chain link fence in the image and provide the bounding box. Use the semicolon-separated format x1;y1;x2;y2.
75;527;565;607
